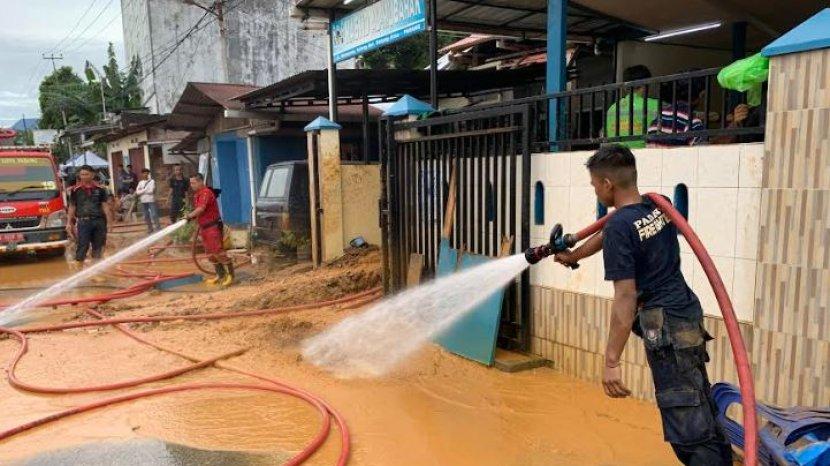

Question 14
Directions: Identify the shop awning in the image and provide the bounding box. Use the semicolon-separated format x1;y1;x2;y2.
167;82;260;131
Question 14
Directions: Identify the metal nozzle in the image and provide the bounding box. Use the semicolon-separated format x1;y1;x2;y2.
523;224;580;268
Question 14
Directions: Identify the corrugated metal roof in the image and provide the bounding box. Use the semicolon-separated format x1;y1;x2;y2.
167;82;260;131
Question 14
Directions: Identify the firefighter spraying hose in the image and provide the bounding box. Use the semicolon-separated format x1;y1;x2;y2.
523;145;757;466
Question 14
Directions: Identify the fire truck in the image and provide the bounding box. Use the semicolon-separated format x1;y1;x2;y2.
0;147;68;255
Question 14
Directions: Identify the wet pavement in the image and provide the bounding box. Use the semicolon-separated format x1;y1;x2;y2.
11;439;286;465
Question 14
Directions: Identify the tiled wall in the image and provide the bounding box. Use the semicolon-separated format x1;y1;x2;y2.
530;143;764;322
752;48;830;408
527;47;830;409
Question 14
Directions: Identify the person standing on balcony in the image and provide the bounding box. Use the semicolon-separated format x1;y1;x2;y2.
135;168;161;233
647;76;706;147
605;65;661;148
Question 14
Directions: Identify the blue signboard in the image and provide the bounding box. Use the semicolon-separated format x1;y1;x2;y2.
332;0;427;63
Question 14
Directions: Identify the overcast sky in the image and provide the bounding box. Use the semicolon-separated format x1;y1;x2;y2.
0;0;124;127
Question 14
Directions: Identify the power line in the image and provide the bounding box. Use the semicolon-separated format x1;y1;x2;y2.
59;0;117;53
66;10;122;54
48;0;100;54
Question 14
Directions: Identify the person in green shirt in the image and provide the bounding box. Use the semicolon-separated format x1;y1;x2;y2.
606;65;661;149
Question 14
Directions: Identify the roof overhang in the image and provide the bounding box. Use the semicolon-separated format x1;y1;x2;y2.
237;67;544;109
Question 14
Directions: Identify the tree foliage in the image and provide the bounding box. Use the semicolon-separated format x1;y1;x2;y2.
38;42;143;130
361;32;456;69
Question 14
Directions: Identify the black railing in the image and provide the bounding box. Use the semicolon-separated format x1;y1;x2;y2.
442;67;766;152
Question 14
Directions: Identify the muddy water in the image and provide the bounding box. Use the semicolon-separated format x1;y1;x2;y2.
0;255;71;288
0;250;677;466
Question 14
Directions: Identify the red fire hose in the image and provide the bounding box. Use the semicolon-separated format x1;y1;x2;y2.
566;192;758;466
0;250;381;465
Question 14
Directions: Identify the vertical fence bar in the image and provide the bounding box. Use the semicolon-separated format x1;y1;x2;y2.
520;106;532;351
477;121;485;255
589;91;595;139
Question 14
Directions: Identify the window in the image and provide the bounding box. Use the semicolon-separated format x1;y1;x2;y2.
534;181;545;225
265;167;290;198
258;170;273;198
597;199;608;220
674;184;689;220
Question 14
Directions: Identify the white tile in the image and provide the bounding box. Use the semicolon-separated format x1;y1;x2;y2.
698;145;740;188
661;146;698;187
531;154;546;182
568;186;599;232
693;256;735;319
732;258;757;323
634;148;663;186
547;154;571;186
739;143;764;188
551;261;568;290
568;151;594;188
695;188;738;258
549;186;570;231
735;188;762;260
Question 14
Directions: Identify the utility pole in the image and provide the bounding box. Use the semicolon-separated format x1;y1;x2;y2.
184;1;230;82
42;53;74;157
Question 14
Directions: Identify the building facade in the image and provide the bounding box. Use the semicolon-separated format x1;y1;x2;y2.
121;0;329;113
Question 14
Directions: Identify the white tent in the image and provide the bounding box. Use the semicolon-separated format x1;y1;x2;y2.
61;151;108;169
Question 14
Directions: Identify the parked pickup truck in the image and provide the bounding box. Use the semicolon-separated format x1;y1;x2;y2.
254;160;310;247
0;147;68;255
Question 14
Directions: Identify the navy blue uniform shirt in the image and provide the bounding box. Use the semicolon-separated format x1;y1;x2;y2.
602;196;702;320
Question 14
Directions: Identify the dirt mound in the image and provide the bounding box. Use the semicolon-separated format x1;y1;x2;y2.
239;248;381;310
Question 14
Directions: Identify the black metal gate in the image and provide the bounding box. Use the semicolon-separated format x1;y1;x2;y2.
379;105;533;351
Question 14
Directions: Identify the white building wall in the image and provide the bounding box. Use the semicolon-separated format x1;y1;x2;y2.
121;0;330;113
529;143;764;322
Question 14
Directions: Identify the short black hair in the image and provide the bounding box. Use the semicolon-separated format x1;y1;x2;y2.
586;144;638;188
141;168;151;174
623;65;652;82
190;173;204;181
78;165;95;173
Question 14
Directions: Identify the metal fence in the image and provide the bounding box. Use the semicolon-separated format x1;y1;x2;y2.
443;67;767;152
380;105;533;351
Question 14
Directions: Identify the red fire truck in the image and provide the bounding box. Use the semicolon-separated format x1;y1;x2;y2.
0;147;68;255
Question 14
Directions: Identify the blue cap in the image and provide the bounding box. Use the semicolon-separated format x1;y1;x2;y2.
304;116;342;132
762;8;830;57
382;94;435;117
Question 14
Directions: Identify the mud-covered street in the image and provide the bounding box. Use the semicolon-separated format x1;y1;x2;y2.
0;246;677;465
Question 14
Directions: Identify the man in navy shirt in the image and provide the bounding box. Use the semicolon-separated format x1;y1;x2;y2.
554;145;732;465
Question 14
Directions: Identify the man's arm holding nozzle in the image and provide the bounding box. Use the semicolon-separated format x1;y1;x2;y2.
554;232;603;267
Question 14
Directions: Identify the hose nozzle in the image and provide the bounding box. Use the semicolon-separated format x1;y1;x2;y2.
523;224;579;267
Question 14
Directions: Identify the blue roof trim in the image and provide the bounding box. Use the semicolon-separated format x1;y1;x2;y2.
304;116;342;132
762;8;830;57
382;94;435;117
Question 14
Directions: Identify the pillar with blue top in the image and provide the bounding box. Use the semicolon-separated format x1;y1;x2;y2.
305;116;344;266
547;0;567;150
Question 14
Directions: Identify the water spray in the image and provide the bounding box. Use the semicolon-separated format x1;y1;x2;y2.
0;219;188;327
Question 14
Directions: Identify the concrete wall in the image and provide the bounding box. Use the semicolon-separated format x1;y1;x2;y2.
529;143;769;402
341;164;381;247
121;0;330;113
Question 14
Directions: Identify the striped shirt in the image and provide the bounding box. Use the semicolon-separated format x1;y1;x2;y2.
646;102;705;146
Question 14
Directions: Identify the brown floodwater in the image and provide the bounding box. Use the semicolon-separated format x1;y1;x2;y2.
0;250;677;466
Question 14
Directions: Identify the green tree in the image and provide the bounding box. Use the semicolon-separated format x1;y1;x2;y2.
38;66;97;129
38;43;144;131
361;32;456;69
